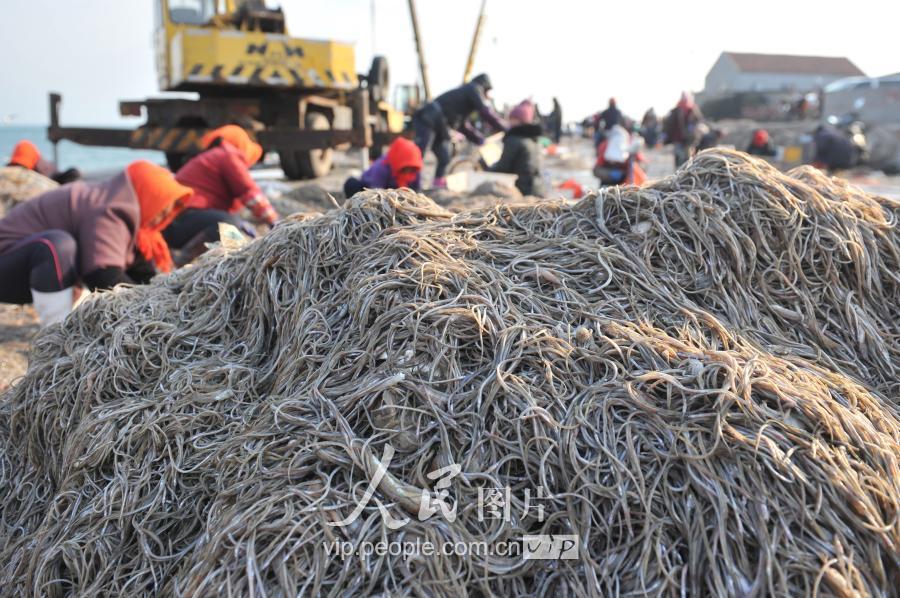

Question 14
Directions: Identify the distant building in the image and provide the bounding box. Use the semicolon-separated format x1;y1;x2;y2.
704;52;865;96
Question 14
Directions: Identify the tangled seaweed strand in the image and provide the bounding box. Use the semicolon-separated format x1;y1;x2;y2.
0;150;897;596
0;166;58;216
594;151;900;399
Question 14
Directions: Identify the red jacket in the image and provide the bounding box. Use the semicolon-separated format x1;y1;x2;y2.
176;144;278;225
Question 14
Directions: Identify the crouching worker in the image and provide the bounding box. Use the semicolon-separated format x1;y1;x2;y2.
0;160;191;326
593;124;647;187
812;124;857;172
343;137;423;197
164;125;279;262
489;100;546;197
7;140;81;184
747;129;777;157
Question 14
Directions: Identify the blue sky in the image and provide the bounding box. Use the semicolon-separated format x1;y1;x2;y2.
1;0;897;125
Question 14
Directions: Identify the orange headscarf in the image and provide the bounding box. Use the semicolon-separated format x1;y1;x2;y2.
9;140;41;170
126;161;193;273
200;125;263;167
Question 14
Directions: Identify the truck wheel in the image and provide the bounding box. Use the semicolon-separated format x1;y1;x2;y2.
367;111;392;161
296;112;333;178
368;56;390;104
166;152;188;172
278;150;304;180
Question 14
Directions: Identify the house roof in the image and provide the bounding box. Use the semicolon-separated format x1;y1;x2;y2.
723;52;865;77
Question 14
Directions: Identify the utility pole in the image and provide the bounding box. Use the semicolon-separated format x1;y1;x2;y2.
462;0;487;83
407;0;431;101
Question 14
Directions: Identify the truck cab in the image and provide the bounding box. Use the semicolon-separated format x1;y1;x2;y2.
153;0;357;95
48;0;404;179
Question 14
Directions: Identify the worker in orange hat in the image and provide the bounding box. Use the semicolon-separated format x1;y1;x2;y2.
165;125;278;259
0;160;191;326
343;137;423;197
6;139;81;184
199;125;264;166
746;129;777;157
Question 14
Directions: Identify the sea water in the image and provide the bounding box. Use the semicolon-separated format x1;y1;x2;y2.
0;125;164;176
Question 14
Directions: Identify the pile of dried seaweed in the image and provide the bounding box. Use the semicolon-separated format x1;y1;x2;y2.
0;166;57;216
0;150;897;596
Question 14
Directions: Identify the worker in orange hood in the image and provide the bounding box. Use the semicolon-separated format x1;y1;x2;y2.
747;129;777;157
7;141;41;170
343;137;423;198
165;125;278;261
0;160;191;326
199;125;264;166
7;140;81;184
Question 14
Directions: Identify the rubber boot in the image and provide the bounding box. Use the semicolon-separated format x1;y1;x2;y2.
31;288;74;327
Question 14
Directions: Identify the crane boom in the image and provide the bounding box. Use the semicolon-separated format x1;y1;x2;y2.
407;0;432;101
463;0;487;83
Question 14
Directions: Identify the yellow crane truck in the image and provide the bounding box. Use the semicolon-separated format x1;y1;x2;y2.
48;0;404;179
